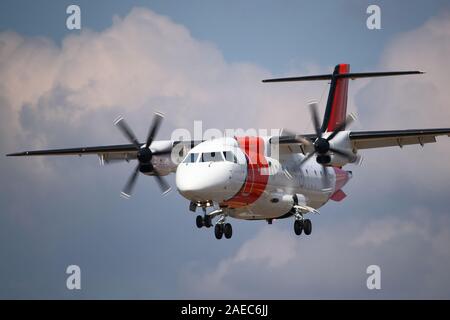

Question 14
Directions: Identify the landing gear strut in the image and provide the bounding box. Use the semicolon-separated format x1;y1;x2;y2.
191;202;232;239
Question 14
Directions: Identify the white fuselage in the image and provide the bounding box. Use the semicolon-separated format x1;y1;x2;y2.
175;137;351;220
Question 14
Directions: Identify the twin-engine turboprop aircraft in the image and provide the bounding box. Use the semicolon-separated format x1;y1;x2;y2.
8;64;450;240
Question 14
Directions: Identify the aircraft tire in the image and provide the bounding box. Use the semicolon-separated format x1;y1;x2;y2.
203;216;212;228
294;220;303;235
196;215;204;229
304;219;312;235
215;224;224;239
224;223;233;239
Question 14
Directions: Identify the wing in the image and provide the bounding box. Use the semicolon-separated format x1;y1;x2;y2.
349;128;450;150
269;134;316;155
269;128;450;153
6;140;201;163
7;144;137;157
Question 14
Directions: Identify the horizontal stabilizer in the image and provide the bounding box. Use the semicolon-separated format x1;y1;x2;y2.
330;189;347;202
262;71;423;83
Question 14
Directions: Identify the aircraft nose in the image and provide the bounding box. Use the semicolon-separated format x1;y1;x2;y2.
176;163;242;202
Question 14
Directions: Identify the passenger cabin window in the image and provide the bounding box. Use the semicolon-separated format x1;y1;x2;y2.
201;151;224;162
223;151;238;163
183;153;199;163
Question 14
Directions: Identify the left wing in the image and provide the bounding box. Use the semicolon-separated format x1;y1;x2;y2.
348;128;450;150
270;128;450;154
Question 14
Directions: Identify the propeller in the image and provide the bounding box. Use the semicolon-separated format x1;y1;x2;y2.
114;112;172;198
300;101;355;164
296;101;356;184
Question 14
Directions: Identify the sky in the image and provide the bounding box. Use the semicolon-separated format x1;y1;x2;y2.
1;0;450;299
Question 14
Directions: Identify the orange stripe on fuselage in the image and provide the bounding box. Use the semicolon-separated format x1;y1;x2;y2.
221;137;269;208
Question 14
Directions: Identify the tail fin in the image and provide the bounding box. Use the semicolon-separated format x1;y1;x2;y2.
262;64;423;133
321;64;350;132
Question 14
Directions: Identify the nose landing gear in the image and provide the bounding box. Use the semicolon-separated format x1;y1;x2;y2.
195;206;213;228
195;215;212;228
191;202;233;239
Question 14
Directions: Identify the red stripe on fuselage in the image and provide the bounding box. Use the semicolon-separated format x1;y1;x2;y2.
222;137;269;208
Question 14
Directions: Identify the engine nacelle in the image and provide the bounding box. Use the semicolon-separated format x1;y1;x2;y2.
147;140;179;176
325;131;357;166
326;152;357;167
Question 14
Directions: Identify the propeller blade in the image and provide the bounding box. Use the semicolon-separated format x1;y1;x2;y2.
308;101;322;138
146;112;164;148
114;117;141;149
326;113;356;142
279;129;313;147
294;136;313;147
329;147;354;160
121;164;140;199
153;169;171;195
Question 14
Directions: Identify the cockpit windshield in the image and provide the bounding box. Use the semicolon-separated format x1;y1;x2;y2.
183;150;238;164
183;153;199;163
201;151;224;162
223;151;238;163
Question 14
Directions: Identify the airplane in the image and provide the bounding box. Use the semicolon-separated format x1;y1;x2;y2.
7;63;450;240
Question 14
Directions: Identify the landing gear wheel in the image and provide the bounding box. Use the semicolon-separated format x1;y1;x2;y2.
224;223;233;239
214;224;224;239
196;215;204;229
304;219;312;235
203;215;212;228
294;220;303;235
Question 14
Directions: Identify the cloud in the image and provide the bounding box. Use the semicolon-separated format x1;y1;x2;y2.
353;11;450;190
0;7;326;155
350;207;430;247
181;207;450;299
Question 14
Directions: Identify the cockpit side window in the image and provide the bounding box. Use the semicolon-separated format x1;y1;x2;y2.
201;151;224;162
183;153;199;163
223;151;238;163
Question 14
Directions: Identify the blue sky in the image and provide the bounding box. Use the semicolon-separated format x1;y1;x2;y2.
1;0;449;71
1;1;450;299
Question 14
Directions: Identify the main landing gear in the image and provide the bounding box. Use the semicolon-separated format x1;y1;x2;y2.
293;212;312;237
214;223;233;240
213;213;233;240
